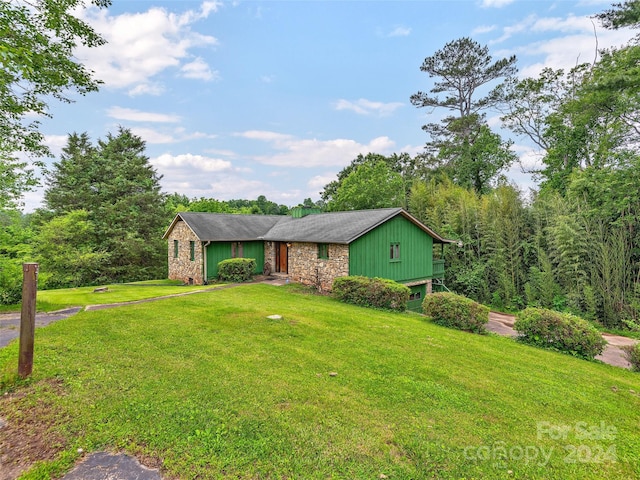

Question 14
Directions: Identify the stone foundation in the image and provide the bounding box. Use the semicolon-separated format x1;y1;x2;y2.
166;220;204;284
287;242;349;292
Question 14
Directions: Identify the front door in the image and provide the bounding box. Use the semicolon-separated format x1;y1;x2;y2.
275;242;288;273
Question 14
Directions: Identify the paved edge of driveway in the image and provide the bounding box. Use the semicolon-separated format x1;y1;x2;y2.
61;452;162;480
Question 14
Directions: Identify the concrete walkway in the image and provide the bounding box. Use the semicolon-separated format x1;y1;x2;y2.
486;311;639;369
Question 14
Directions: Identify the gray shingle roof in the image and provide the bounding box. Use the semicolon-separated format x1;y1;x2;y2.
164;208;451;244
262;208;405;243
168;212;283;241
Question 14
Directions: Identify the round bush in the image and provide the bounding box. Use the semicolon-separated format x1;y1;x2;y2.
514;307;607;360
217;258;256;282
422;292;489;334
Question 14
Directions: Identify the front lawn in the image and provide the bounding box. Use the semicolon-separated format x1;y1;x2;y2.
1;279;219;313
0;284;639;479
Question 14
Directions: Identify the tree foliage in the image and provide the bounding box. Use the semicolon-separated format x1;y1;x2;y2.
0;0;109;157
595;0;640;30
38;128;167;285
327;160;404;211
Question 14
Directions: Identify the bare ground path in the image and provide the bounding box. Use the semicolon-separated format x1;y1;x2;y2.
487;311;639;369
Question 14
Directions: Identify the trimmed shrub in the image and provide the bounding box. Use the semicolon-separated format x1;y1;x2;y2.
622;343;640;372
514;307;607;360
332;276;410;312
217;258;256;282
422;292;489;334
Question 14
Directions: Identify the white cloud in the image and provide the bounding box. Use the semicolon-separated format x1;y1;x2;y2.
387;26;411;37
238;130;294;142
480;0;515;7
239;130;396;168
131;127;216;145
127;83;166;97
107;106;181;123
181;57;220;81
78;4;219;95
205;148;237;157
472;24;497;35
153;153;232;172
207;178;269;197
44;134;71;152
308;174;336;191
200;1;222;18
515;28;634;77
489;12;636;77
333;98;403;116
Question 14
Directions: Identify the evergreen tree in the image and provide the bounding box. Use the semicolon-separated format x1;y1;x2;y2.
39;127;167;285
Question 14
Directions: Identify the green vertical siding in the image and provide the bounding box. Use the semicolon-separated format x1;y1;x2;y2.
349;216;433;282
205;241;265;281
242;241;265;274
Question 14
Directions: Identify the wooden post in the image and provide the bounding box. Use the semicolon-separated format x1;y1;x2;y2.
18;263;38;378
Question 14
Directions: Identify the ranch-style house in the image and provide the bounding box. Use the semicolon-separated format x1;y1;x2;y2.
163;207;454;311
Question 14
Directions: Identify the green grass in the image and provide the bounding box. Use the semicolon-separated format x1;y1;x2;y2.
1;279;221;313
1;284;639;479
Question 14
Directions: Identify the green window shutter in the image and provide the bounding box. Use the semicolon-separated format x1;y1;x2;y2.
232;242;244;258
318;243;329;259
173;240;179;258
190;241;195;261
390;242;400;262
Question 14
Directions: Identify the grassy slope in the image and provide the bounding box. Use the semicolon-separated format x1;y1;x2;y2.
1;284;639;479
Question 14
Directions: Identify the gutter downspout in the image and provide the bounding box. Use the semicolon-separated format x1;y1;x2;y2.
203;241;211;284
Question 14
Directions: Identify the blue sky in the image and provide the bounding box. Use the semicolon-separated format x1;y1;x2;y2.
26;0;636;210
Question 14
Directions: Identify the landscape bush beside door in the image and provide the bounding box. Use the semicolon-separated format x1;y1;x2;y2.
422;292;489;334
217;258;256;282
332;276;410;311
514;307;607;360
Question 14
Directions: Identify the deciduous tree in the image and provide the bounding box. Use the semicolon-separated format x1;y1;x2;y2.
0;0;110;203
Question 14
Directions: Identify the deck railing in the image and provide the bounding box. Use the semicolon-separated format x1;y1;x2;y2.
433;259;445;278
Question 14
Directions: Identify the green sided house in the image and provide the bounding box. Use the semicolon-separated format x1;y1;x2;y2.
163;207;454;310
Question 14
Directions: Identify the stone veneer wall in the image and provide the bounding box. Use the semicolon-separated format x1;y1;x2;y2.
288;242;349;292
167;220;204;285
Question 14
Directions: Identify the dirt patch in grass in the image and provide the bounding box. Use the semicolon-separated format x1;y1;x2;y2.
0;379;70;480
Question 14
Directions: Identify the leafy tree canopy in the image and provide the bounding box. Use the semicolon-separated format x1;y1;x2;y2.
327;160;404;211
0;0;109;157
0;0;109;208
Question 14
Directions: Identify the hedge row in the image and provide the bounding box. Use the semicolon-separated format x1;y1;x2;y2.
422;292;489;334
332;276;410;311
514;307;607;360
